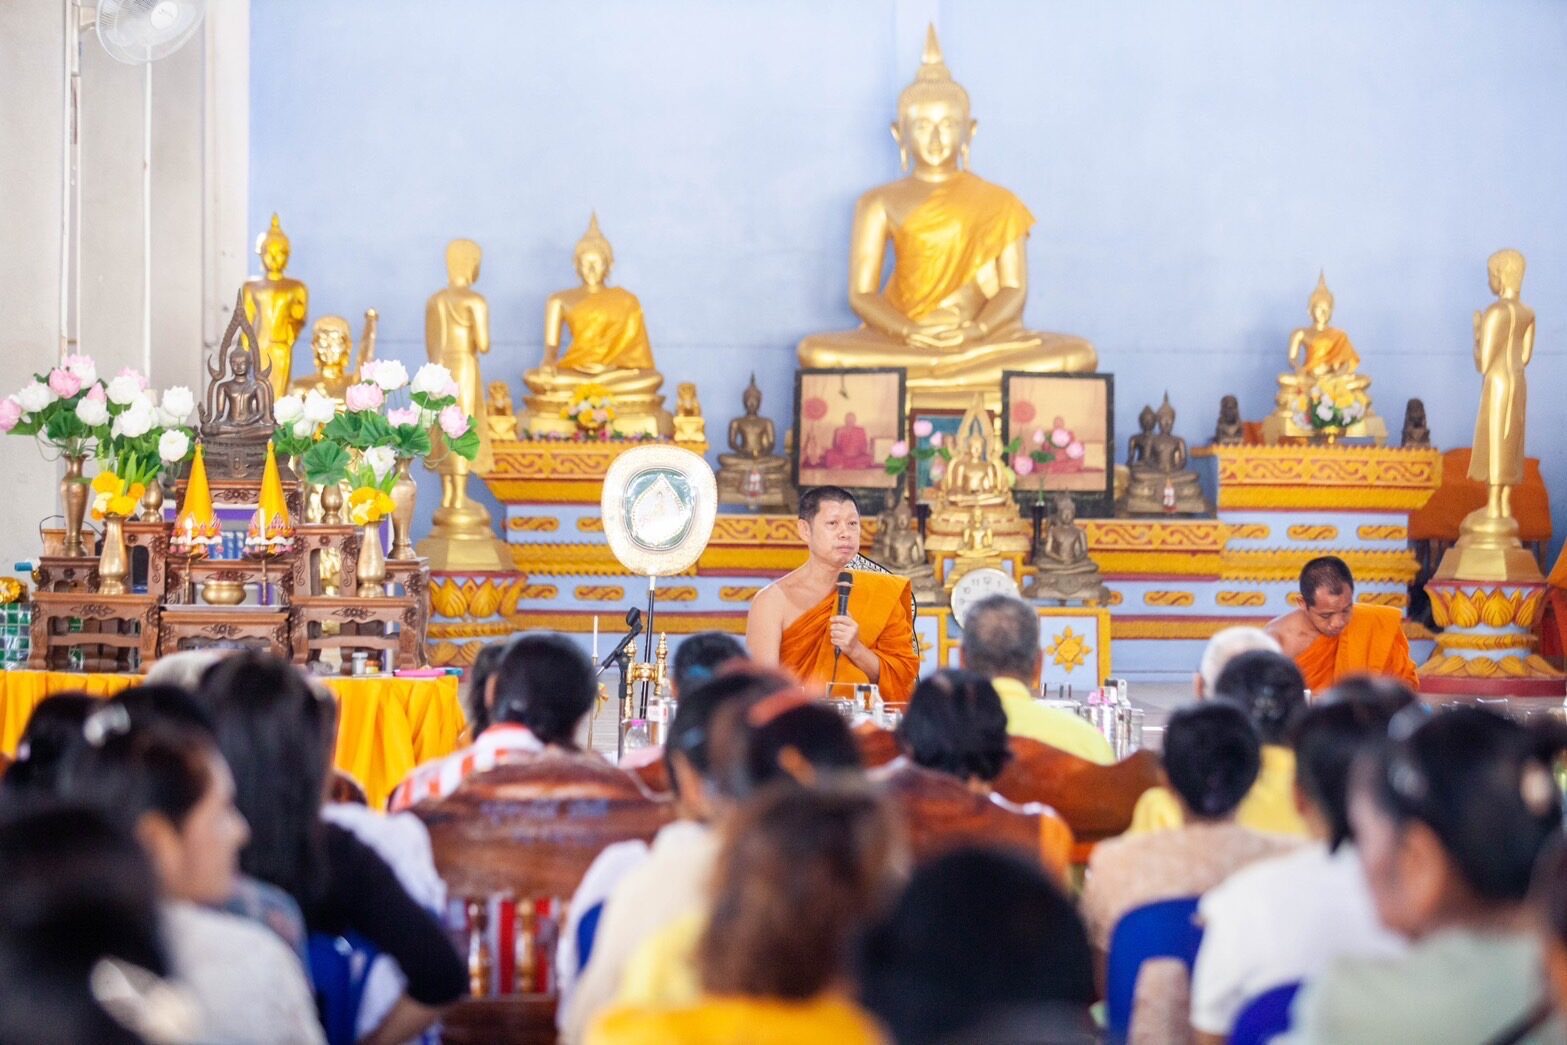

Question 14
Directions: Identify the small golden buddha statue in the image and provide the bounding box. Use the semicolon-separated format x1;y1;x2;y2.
521;214;670;437
716;374;792;509
925;395;1029;554
242;214;309;402
288;310;377;404
487;380;519;440
1263;272;1386;444
796;26;1096;411
1123;395;1209;516
1024;493;1107;605
672;382;706;444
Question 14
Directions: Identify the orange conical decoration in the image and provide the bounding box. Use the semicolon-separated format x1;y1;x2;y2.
246;442;294;554
172;443;221;555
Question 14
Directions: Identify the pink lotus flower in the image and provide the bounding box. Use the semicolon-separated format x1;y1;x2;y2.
1066;440;1085;460
1050;427;1072;449
438;404;470;438
929;460;946;482
0;397;21;433
928;431;943;448
1031;428;1047;447
48;368;82;398
62;354;97;385
1012;454;1035;476
345;382;384;412
912;418;934;438
888;440;909;459
387;406;420;428
115;367;149;391
85;382;107;403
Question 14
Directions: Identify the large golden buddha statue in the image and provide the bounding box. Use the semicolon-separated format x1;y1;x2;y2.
242;214;309;401
1263;272;1386;444
925;395;1029;555
797;26;1096;411
521;214;670;437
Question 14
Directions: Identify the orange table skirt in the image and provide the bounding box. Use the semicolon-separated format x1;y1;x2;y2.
0;670;468;809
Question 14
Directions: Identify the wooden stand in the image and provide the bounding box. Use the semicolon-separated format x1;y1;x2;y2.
386;557;431;666
291;595;421;673
28;592;159;672
32;556;100;594
291;523;361;597
159;606;291;658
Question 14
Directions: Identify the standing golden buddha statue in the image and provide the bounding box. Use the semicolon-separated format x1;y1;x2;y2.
797;26;1096;411
1436;249;1539;582
417;238;512;571
521;214;671;437
242;214;309;401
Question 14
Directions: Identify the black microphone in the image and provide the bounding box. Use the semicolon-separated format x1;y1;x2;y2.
831;571;854;682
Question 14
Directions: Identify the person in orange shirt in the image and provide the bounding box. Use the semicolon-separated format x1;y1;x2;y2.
1265;556;1419;693
747;487;920;703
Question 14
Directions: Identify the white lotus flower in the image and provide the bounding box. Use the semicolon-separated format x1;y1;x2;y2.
303;390;337;424
75;396;109;427
107;374;144;406
159;386;195;423
112;398;156;438
363;359;409;392
273;394;305;425
158;429;191;463
15;381;56;413
363;445;396;481
411;363;456;398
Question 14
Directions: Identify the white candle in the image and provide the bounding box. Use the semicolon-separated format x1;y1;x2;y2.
593;615;600;661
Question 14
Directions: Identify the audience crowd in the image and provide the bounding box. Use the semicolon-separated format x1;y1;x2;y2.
3;599;1567;1044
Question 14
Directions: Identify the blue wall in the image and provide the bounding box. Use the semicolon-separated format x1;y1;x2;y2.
252;0;1567;563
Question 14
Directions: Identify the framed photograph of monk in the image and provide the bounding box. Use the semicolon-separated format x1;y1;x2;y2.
793;367;907;493
1000;371;1115;518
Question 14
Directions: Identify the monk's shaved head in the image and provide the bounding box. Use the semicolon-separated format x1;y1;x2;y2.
798;486;858;523
1300;556;1354;608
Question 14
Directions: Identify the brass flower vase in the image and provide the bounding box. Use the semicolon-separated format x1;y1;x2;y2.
389;457;418;560
61;453;90;557
356;521;387;596
320;483;345;525
98;514;129;595
139;478;164;523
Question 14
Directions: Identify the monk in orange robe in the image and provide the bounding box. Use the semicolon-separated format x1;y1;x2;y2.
747;487;920;704
1266;555;1419;693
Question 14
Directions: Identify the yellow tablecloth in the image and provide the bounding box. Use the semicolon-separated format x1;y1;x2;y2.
0;670;467;809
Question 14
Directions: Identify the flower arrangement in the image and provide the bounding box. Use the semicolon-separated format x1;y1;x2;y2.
884;418;951;483
1292;375;1368;432
89;470;145;521
562;383;616;432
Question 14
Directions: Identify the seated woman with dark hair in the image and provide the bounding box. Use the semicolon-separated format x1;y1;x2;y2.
0;805;177;1045
1082;702;1297;1044
0;691;98;805
58;705;324;1044
588;783;902;1044
1292;707;1567;1043
195;653;466;1044
885;669;1072;876
1128;650;1311;838
858;846;1097;1045
1189;680;1415;1043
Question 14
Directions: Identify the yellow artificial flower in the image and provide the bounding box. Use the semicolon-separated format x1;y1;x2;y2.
347;486;395;525
107;493;138;517
92;472;120;495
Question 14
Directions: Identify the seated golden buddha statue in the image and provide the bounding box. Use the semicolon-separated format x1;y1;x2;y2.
242;214;309;402
797;26;1096;412
925;395;1029;554
1262;272;1386;444
487;380;519;440
1123;395;1209;516
717;374;792;509
1025;493;1107;605
289;309;378;405
521;214;670;437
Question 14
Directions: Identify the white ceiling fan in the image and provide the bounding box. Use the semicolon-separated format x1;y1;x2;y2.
61;0;208;377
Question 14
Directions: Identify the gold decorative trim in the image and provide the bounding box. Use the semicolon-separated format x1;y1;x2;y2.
1105;589;1124;607
1417;652;1563;680
1081;520;1229;551
1357;524;1408;541
1046;627;1092;671
720;586;764;602
1111;617;1266;640
511;543;699;578
1088;551;1224;577
1427;586;1546;630
508;611;746;635
1208;445;1441;513
573;585;625;602
918;606;1112;682
577;517;606;532
428;641;485;667
1357;592;1409;608
429;621;522;640
654;586;700;603
507;516;560;532
1216;591;1267;607
429;576;532;620
1434;632;1540;652
1221;549;1419;584
1286;525;1339;542
1143;591;1195;607
1228;523;1271;540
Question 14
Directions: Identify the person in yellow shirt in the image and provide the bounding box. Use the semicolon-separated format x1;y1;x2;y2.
1126;650;1310;838
588;784;900;1045
958;595;1115;765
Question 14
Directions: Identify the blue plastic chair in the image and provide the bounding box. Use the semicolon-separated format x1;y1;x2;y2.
1229;981;1302;1045
1106;896;1203;1043
308;931;380;1045
575;899;606;975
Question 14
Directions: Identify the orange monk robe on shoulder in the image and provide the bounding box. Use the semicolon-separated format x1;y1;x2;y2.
1294;603;1419;693
778;571;919;704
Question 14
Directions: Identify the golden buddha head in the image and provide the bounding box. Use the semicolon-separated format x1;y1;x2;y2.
1308;271;1335;327
312;316;352;372
963;434;985;460
256;213;291;278
1488;248;1525;296
575;213;614;287
892;25;976;173
446;238;482;288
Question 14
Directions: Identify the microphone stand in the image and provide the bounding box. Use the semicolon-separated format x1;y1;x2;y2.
597;617;642;761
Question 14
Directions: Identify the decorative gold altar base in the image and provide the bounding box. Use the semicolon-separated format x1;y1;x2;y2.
519;391;673;440
1199;443;1441;511
1260;411;1389;447
480;436;708;505
1418;580;1565;697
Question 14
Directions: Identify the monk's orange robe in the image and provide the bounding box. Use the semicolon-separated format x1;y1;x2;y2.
778;571;919;704
1294;603;1419;693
